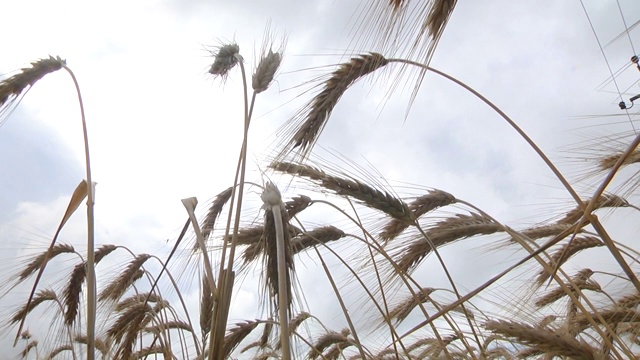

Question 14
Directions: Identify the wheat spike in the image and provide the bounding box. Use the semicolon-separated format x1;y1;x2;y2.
388;287;435;323
0;56;65;110
394;212;502;272
291;225;346;254
485;319;596;359
63;244;117;326
10;289;57;325
286;195;313;218
598;148;640;171
572;309;640;335
536;236;603;285
201;186;233;241
279;53;388;158
20;340;38;358
209;44;240;79
253;49;282;93
615;291;640;309
17;243;75;281
380;189;456;241
99;254;150;301
271;161;410;221
47;344;73;359
558;193;629;225
131;345;167;359
517;223;576;242
309;329;351;359
200;270;214;340
535;269;598;308
144;320;193;334
222;321;260;358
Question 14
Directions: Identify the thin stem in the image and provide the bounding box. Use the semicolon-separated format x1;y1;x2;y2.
271;204;291;360
210;57;256;360
63;65;96;360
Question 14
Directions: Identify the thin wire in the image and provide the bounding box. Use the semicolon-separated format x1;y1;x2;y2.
580;0;637;134
615;0;637;55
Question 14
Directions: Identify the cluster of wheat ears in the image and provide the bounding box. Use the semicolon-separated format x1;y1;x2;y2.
2;1;640;359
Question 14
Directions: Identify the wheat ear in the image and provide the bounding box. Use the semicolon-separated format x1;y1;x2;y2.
279;53;388;159
380;189;456;241
485;319;596;359
271;161;410;220
0;56;65;110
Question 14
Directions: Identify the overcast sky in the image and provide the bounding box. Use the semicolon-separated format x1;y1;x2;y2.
1;0;639;358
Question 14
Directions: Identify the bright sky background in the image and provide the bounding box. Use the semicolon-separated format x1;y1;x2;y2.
1;0;639;358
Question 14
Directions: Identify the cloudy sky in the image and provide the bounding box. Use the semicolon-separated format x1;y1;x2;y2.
1;0;639;358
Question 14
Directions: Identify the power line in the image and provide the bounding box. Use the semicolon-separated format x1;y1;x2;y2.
580;0;636;133
615;0;637;56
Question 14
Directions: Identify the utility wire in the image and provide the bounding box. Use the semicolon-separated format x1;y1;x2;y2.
615;0;637;56
580;0;636;133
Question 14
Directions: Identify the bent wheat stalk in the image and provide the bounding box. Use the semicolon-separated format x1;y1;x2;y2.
261;181;291;359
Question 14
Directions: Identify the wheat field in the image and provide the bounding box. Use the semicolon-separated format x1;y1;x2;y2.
1;1;640;359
